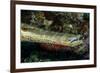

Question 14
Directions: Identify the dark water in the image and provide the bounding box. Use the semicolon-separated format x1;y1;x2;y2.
21;41;89;63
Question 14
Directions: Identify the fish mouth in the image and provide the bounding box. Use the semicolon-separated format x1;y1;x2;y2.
66;35;83;47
